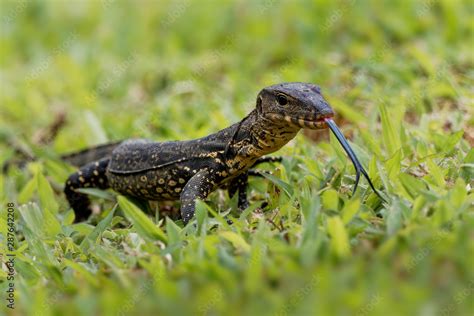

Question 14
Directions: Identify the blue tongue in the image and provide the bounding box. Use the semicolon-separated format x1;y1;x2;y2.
324;118;385;202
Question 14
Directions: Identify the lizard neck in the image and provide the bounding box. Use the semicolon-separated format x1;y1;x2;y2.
247;110;300;155
225;110;299;173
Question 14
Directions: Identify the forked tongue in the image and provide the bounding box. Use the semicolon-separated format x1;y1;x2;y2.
324;118;385;201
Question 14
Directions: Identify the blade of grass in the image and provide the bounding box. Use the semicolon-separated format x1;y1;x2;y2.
118;196;167;243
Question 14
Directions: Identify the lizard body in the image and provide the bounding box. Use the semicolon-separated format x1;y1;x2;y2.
64;82;334;224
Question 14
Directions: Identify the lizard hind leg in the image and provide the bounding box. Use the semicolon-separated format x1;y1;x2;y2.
64;158;110;222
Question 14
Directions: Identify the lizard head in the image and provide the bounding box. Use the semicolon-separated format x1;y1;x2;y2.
256;82;334;129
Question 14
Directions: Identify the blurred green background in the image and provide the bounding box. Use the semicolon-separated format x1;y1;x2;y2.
0;0;473;315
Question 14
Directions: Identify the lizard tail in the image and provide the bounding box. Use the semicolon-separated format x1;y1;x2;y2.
2;141;123;172
60;141;123;167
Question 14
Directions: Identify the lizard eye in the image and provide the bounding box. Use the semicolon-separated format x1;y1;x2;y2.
277;94;288;106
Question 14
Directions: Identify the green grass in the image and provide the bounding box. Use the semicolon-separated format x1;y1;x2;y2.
1;0;473;315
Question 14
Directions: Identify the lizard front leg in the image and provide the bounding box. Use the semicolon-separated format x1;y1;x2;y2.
228;172;249;210
253;156;282;166
227;157;282;211
180;169;216;225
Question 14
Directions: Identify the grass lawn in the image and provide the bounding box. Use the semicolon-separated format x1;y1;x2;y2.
0;0;473;315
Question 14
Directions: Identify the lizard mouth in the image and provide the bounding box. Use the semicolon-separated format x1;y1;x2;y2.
265;112;334;129
290;114;334;129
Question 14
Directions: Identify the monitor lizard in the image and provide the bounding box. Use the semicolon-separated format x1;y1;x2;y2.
63;82;335;224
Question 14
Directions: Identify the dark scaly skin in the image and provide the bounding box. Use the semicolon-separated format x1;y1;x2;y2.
64;82;334;224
